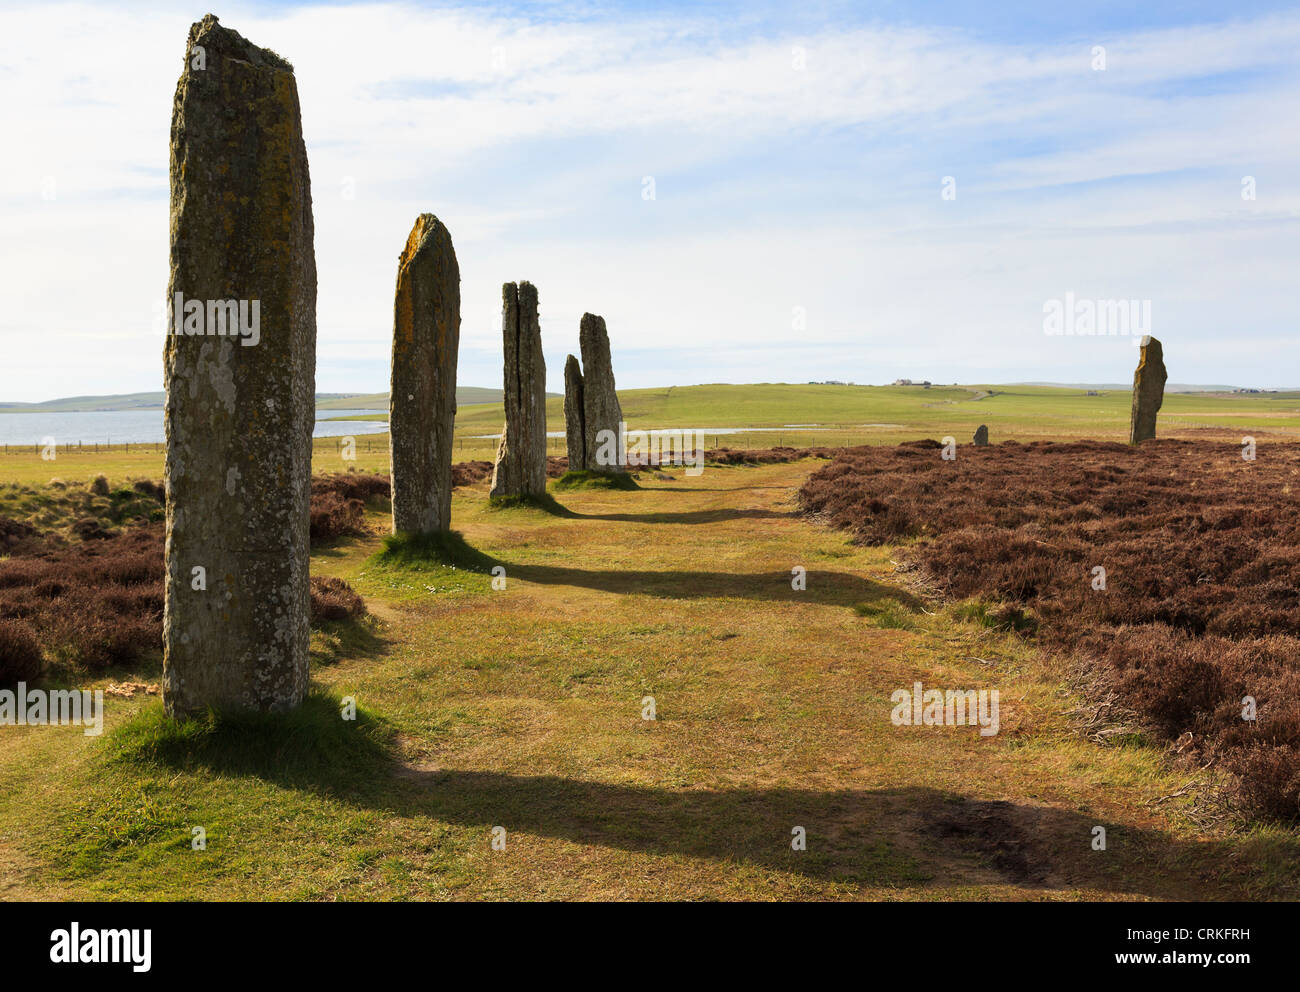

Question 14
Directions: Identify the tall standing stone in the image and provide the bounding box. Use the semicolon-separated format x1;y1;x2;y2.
390;214;460;534
489;282;547;498
579;313;625;473
163;15;316;717
1129;335;1167;444
564;354;587;471
973;424;989;446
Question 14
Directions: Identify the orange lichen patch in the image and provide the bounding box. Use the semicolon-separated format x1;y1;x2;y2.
403;217;432;258
395;280;416;347
394;215;443;349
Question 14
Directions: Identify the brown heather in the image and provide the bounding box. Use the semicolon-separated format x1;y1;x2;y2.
308;494;368;543
0;524;163;675
0;479;385;680
0;619;43;686
313;456;571;510
308;576;367;623
0;457;564;680
798;438;1300;822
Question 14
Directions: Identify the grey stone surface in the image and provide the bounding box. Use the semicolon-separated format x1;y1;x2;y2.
578;313;625;472
973;424;989;446
163;15;316;716
564;354;586;471
1129;335;1167;444
389;213;460;534
489;282;547;498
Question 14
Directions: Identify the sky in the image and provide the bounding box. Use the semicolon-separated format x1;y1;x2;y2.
1;0;1298;401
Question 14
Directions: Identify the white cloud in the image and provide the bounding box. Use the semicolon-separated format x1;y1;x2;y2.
0;2;1298;400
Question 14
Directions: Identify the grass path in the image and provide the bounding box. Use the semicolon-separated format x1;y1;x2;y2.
2;460;1297;900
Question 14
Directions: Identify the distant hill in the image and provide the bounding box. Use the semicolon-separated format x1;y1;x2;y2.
313;387;560;410
1012;381;1250;393
0;391;169;413
0;388;536;413
2;383;1290;417
443;382;1300;443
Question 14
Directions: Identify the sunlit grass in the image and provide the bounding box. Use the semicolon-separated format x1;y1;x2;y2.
0;452;1297;900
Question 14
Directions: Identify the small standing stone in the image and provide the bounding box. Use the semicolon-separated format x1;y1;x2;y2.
579;313;625;472
389;213;460;535
564;354;586;471
973;425;989;446
1129;335;1168;444
163;15;316;717
489;282;547;498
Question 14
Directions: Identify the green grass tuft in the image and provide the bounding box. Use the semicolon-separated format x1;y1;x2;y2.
372;529;497;572
949;599;1039;635
854;600;921;630
357;530;496;601
551;470;639;492
487;490;572;513
56;779;194;878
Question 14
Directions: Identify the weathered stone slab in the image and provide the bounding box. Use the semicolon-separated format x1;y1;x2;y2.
564;354;586;471
489;282;547;498
163;15;316;716
973;424;989;446
390;214;460;534
1129;335;1167;444
579;313;625;472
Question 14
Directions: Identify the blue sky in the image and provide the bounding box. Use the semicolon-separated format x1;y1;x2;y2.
1;0;1298;401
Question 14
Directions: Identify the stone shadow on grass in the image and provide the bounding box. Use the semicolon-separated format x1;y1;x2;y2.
617;483;795;494
112;700;1299;897
565;507;796;525
483;492;796;524
383;770;1261;896
375;530;916;609
309;614;394;667
504;562;924;609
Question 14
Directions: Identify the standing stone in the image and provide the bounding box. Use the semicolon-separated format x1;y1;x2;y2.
564;354;586;471
1129;335;1168;444
973;424;989;446
390;214;460;534
579;313;625;473
163;15;316;717
489;282;547;498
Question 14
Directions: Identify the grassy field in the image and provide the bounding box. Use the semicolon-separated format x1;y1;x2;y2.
454;382;1300;448
1;385;1297;901
315;386;541;410
4;461;1299;900
4;383;1295;487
